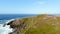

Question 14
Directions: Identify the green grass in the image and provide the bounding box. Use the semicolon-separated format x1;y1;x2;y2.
18;14;60;34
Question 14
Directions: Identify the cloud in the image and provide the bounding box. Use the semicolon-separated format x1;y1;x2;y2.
33;1;46;5
37;2;45;4
36;8;60;14
22;7;60;14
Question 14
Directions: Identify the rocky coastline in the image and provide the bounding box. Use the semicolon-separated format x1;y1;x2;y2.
4;14;60;34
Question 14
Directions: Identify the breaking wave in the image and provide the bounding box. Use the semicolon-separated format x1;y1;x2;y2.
0;19;15;34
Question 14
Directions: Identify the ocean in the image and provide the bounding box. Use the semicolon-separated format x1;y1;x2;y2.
0;14;37;34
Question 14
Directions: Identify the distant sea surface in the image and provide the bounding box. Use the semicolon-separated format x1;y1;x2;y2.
0;14;37;24
0;14;60;24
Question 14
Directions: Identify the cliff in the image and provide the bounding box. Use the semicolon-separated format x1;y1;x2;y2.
7;14;60;34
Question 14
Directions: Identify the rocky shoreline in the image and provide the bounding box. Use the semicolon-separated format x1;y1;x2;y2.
4;14;60;34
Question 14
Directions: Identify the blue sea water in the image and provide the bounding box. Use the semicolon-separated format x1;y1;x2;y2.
0;14;37;20
0;14;37;34
0;14;37;24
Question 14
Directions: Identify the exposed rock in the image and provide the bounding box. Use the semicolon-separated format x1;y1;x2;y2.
6;14;60;34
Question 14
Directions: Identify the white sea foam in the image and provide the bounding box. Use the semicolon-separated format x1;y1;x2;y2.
0;19;15;34
6;19;15;23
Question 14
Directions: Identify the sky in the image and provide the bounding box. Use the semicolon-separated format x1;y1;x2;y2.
0;0;60;14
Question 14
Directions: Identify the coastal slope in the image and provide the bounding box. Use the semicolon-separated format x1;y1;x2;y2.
7;14;60;34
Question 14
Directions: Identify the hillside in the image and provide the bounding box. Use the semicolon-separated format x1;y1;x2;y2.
7;14;60;34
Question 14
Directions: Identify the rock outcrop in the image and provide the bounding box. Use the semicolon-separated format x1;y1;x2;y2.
6;14;60;34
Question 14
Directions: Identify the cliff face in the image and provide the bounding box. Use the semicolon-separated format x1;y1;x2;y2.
7;14;60;34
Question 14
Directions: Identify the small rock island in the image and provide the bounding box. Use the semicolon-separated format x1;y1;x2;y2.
6;14;60;34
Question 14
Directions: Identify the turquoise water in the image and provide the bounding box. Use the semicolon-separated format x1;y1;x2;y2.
0;29;4;34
